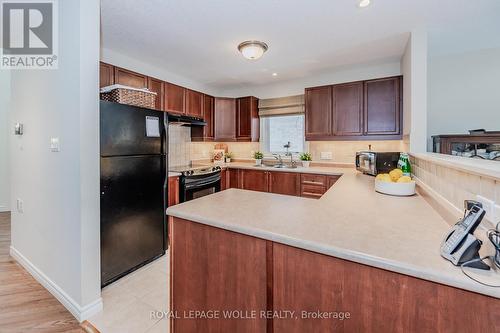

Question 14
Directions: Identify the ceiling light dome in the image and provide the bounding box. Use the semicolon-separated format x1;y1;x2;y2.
238;40;268;60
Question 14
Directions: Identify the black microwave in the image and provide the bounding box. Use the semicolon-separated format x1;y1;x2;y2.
355;151;401;176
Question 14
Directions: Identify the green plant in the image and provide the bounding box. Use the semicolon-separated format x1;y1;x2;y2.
224;152;234;159
299;152;312;161
253;151;264;160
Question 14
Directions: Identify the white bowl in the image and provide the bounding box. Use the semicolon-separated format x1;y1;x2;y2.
375;179;416;196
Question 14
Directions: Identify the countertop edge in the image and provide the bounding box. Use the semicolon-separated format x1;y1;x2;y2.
167;209;500;299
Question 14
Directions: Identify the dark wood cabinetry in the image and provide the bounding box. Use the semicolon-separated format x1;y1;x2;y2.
305;86;332;139
239;169;269;192
236;96;259;142
214;98;237;141
191;94;215;141
170;219;267;333
113;67;148;89
333;82;363;136
164;82;185;114
167;176;179;207
268;172;300;196
147;77;164;111
99;62;114;88
171;218;500;333
305;76;402;141
364;77;401;135
185;89;203;118
227;168;240;189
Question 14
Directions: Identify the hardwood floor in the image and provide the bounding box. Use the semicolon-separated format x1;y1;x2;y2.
0;212;87;333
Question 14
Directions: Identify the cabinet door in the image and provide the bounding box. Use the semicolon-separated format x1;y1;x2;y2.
170;218;267;333
305;86;332;139
327;175;340;189
99;62;114;88
185;89;203;118
237;96;259;142
192;94;215;141
220;169;227;190
240;170;269;192
167;176;179;207
215;98;237;141
147;77;164;111
164;82;185;114
364;77;401;135
268;172;300;196
333;82;363;136
228;168;239;189
113;67;148;89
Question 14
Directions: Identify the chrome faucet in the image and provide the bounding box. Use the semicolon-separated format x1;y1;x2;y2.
274;154;284;167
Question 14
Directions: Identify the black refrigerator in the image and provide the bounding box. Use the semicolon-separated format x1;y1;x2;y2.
100;101;167;287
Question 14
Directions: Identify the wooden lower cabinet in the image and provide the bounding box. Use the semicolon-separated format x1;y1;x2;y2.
227;168;240;189
170;218;500;333
268;172;300;196
240;169;269;192
220;169;227;190
168;176;179;207
170;218;268;333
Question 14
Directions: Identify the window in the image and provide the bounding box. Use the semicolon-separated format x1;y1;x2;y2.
260;114;305;154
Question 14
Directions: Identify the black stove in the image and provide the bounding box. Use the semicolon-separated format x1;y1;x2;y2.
169;165;222;202
169;165;222;177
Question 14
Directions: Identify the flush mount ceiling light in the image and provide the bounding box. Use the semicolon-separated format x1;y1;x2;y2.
237;40;268;60
357;0;371;8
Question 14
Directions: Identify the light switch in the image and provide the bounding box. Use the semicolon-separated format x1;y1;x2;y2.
50;137;60;152
320;152;333;160
15;123;24;135
16;199;24;213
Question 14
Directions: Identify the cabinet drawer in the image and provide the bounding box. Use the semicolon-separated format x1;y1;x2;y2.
301;174;328;186
300;184;326;199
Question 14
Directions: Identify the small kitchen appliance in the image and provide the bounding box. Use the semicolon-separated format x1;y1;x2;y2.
355;151;401;176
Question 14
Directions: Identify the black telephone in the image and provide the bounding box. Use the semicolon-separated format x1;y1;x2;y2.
440;203;489;270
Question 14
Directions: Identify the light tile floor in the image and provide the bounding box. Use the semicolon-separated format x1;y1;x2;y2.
89;253;169;333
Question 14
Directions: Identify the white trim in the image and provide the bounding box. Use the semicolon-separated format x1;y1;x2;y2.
0;206;9;212
9;246;103;322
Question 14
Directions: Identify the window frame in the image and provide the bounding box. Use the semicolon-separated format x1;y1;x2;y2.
259;114;306;157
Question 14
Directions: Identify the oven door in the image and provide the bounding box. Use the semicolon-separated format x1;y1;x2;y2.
182;173;221;202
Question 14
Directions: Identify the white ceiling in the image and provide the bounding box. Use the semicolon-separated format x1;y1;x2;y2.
101;0;500;91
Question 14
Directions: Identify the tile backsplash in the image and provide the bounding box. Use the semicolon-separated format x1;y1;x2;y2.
411;155;500;224
308;140;405;164
168;126;191;167
191;142;260;160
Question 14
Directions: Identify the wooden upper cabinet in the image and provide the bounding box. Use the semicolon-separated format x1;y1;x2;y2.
164;82;185;114
215;98;237;141
191;94;215;141
185;89;203;118
113;67;148;89
333;82;363;136
268;172;300;196
147;77;164;111
99;62;114;88
364;77;401;135
236;96;259;142
305;86;332;139
240;170;269;192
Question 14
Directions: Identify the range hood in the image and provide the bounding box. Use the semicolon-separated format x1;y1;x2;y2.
168;114;206;126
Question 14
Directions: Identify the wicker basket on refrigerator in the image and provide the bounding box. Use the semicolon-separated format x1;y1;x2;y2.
100;84;157;109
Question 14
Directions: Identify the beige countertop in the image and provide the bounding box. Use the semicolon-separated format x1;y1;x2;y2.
210;161;346;175
168;172;181;178
166;166;500;298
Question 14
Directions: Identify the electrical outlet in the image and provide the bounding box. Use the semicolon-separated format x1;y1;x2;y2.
320;152;333;160
476;195;494;222
16;199;24;213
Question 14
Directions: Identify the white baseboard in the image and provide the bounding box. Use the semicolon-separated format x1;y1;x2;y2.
9;246;103;322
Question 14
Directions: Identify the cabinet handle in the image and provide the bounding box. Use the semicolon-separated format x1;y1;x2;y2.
302;191;323;197
302;181;325;186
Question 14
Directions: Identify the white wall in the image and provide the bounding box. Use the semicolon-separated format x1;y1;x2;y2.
427;47;500;146
9;0;101;321
220;61;402;99
400;29;428;153
0;71;10;212
101;48;220;96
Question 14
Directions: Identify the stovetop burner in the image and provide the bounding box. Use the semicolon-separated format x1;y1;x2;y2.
169;164;222;177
